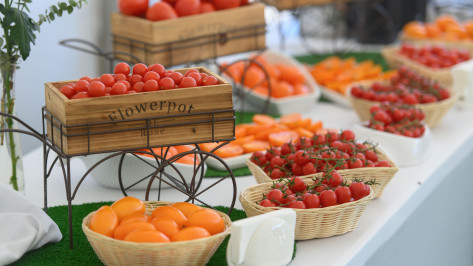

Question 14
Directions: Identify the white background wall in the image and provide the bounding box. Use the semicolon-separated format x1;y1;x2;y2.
14;1;117;155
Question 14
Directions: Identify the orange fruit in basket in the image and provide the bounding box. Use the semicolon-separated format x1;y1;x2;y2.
186;209;225;235
89;206;119;237
403;21;427;38
113;221;157;240
151;205;187;229
171;226;211;242
111;196;146;221
425;23;442;38
120;214;151;225
293;83;309;95
150;217;180;239
445;24;468;39
464;21;473;39
272;81;294;98
435;14;460;31
277;64;305;85
172;202;202;218
243;66;266;88
124;230;171;243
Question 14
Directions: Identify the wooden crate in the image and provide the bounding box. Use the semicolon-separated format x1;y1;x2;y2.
111;3;266;66
261;0;355;10
44;67;235;156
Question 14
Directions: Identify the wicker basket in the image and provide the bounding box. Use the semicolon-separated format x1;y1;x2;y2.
82;201;231;266
246;147;398;199
240;181;375;240
381;46;453;87
347;80;457;128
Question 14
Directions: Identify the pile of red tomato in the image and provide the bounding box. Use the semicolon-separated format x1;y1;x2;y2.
250;129;392;180
368;103;426;138
259;173;371;209
59;62;220;100
350;66;450;104
399;43;470;69
118;0;249;21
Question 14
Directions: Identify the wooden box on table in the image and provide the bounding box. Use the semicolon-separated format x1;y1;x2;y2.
44;67;235;156
111;3;266;66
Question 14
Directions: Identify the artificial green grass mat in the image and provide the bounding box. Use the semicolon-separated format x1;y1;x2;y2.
14;202;248;265
295;52;390;71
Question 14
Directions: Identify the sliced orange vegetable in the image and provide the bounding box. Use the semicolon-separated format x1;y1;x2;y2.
254;125;282;141
214;144;244;158
296;127;314;138
242;140;271;154
235;125;247;139
252;114;276;125
308;120;323;133
232;135;255;146
268;131;299;147
198;142;220;153
245;124;273;136
279;113;302;129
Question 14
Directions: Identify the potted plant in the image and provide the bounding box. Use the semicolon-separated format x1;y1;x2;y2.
0;0;87;192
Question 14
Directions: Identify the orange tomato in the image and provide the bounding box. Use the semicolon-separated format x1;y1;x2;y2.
89;206;119;237
171;226;211;242
150;217;180;239
243;66;266;88
293;83;309;95
252;114;276;125
171;202;202;218
435;14;459;31
272;81;294;98
124;230;170;243
186;209;225;235
425;23;442;38
113;221;157;240
110;196;146;221
120;214;151;225
151;205;187;229
464;21;473;38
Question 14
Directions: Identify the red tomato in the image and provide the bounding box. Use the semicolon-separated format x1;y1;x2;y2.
266;189;284;205
60;85;75;99
187;72;202;86
146;2;178;21
175;0;200;17
111;83;128;95
335;186;351;204
100;74;115;87
287;200;306;209
160;77;175;90
118;0;148;16
288;176;307;193
303;193;320;208
143;71;161;82
320;190;337;207
132;63;148;76
180;77;197;88
88;81;106;97
260;199;276;207
203;75;218;86
200;2;216;13
212;0;240;10
71;91;89;99
133;82;144;92
73;80;89;93
349;182;368;200
148;64;167;78
169;72;184;84
143;79;159;92
114;62;130;75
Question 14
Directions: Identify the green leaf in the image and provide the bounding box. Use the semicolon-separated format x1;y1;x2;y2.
58;2;68;10
50;5;59;14
48;12;55;21
0;38;3;48
66;6;73;14
3;8;38;60
68;0;77;7
0;4;6;14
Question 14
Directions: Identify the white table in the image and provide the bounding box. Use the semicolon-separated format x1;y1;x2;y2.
23;102;473;265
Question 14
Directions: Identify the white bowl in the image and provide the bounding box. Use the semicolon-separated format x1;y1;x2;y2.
229;49;321;115
205;153;253;171
81;151;207;190
351;123;432;167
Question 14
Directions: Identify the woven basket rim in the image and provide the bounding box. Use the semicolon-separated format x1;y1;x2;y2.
82;201;231;247
240;180;375;213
